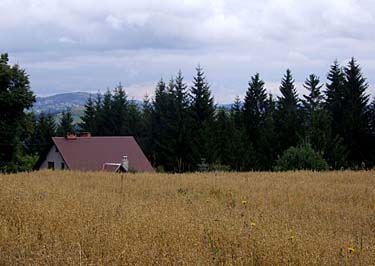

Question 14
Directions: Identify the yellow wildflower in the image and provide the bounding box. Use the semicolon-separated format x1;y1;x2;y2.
347;247;355;253
250;222;256;227
241;200;247;205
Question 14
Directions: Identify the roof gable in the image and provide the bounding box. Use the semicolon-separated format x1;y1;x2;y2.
52;136;154;172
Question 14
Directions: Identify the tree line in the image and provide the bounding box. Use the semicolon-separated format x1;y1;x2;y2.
1;52;374;172
79;59;374;171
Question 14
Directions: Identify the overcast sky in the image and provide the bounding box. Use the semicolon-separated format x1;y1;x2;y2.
1;0;375;102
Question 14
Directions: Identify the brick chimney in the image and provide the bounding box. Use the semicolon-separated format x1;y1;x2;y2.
80;132;91;138
65;133;77;140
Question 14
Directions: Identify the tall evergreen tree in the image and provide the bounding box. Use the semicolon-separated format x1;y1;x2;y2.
324;61;349;169
57;110;74;137
139;95;155;165
325;60;346;138
126;100;142;138
341;58;371;166
228;97;248;170
171;71;191;172
189;66;215;167
275;69;300;153
257;95;277;170
92;92;103;135
242;73;268;169
231;96;242;128
213;107;232;168
112;83;129;135
302;74;331;154
97;89;114;136
153;79;176;171
80;95;96;133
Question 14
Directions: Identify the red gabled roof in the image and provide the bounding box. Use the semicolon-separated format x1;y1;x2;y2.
52;136;154;172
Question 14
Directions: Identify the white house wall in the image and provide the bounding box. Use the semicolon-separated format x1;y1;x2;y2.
40;145;68;170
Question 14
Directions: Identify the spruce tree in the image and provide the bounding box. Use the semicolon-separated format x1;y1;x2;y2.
341;58;371;166
57;110;74;137
242;73;268;169
153;79;175;171
126;100;142;138
231;96;242;128
302;74;331;154
243;73;267;138
139;95;155;165
172;71;191;172
257;95;277;170
189;66;215;167
228;97;248;170
213;108;232;168
80;95;96;134
325;60;345;138
112;83;129;135
92;93;103;135
324;61;349;168
275;69;300;154
99;90;114;136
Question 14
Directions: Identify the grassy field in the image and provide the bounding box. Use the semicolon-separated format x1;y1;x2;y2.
0;171;374;265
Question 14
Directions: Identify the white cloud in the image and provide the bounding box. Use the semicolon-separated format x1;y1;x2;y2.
1;0;375;101
58;37;77;44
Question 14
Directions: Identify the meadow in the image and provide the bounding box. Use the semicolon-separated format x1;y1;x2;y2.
0;171;374;265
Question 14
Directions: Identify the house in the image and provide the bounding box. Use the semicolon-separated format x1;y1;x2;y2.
34;133;154;172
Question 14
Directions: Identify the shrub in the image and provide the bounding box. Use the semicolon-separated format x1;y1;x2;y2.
274;143;329;171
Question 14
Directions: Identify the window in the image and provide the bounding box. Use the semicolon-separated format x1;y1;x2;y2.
48;161;54;170
61;162;65;170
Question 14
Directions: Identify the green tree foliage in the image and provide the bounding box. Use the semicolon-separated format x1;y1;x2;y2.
256;95;277;170
213;107;231;169
25;112;56;155
152;79;176;171
275;69;301;154
242;73;269;170
0;53;35;171
57;110;74;137
325;60;346;138
189;66;215;168
2;52;369;173
111;83;129;135
138;95;155;165
170;71;191;172
79;95;96;133
341;58;372;166
228;97;248;170
301;74;331;154
98;90;114;136
274;142;329;171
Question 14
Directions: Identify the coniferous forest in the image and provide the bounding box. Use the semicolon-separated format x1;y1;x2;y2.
1;53;375;172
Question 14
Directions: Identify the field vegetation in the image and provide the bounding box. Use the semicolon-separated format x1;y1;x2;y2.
1;171;375;265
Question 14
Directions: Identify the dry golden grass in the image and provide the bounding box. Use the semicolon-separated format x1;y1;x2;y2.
1;171;375;265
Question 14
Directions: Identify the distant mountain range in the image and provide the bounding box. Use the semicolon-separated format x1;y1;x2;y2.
31;91;233;119
32;92;93;114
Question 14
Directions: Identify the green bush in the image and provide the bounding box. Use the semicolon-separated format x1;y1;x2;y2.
274;143;329;171
0;154;39;173
210;163;231;172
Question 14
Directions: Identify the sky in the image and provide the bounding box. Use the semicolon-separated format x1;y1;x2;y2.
1;0;375;103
